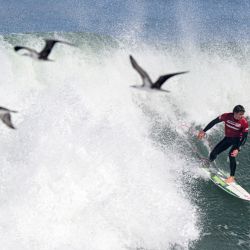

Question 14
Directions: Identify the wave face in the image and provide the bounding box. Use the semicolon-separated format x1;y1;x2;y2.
0;32;250;250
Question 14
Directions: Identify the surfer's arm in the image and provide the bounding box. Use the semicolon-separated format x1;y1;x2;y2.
197;117;221;139
237;132;248;150
203;117;222;133
230;132;248;157
237;120;249;150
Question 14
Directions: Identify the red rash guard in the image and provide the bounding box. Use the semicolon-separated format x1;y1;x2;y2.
219;113;248;137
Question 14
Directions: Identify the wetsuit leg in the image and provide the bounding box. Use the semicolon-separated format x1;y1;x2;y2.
229;145;238;176
209;137;232;161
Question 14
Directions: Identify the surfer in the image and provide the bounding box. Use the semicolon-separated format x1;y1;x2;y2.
197;105;248;183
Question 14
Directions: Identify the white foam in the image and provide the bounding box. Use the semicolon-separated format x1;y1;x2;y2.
0;35;214;250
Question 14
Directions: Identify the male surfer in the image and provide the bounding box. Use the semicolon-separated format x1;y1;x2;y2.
197;105;248;183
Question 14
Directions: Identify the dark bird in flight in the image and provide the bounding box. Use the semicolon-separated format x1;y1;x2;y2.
14;39;74;61
0;107;17;129
130;55;188;91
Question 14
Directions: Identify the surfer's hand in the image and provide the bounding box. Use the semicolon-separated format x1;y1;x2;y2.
197;131;205;139
231;149;239;157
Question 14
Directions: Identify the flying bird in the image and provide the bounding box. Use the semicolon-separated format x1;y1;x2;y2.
130;55;188;91
0;107;17;129
14;39;74;61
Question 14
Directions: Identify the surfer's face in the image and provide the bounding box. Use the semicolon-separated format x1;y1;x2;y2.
234;111;244;120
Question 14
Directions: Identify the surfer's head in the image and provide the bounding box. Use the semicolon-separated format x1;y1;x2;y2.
233;105;245;120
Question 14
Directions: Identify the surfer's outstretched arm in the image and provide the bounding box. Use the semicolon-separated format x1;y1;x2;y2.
197;117;222;139
203;117;222;132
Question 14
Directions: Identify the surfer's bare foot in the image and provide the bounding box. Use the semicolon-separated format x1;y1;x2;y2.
225;176;235;183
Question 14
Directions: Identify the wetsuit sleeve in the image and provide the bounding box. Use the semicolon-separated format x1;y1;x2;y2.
239;132;248;147
237;119;249;149
203;117;222;132
234;132;248;150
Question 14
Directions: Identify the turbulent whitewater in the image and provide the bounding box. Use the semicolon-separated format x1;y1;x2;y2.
0;32;250;250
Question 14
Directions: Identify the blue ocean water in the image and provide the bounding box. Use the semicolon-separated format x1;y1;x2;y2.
0;1;250;250
1;0;250;43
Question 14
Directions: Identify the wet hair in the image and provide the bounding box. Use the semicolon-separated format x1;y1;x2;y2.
233;105;245;113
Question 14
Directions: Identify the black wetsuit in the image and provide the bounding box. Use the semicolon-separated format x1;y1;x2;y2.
203;117;248;176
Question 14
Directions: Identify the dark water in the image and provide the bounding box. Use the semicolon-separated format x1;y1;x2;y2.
189;130;250;249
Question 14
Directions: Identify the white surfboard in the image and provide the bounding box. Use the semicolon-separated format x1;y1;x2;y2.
201;167;250;201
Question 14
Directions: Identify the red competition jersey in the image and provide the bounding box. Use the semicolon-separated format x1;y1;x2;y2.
219;113;249;137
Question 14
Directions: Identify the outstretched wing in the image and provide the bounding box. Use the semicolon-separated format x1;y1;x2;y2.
39;39;75;60
1;113;15;129
0;106;18;113
152;71;188;89
14;46;38;56
129;55;153;87
39;39;59;59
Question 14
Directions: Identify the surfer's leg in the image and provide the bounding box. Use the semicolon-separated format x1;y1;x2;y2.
229;146;238;176
226;148;237;183
209;137;231;161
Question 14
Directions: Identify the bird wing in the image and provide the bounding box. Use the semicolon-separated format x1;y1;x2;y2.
2;113;15;129
0;106;18;113
129;55;153;87
14;46;38;56
39;40;59;59
152;71;189;89
0;107;18;113
39;39;75;59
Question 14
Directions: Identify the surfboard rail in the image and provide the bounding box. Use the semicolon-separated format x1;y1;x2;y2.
201;167;250;201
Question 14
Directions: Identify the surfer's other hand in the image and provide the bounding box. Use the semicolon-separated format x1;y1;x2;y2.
230;149;239;157
197;130;205;139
